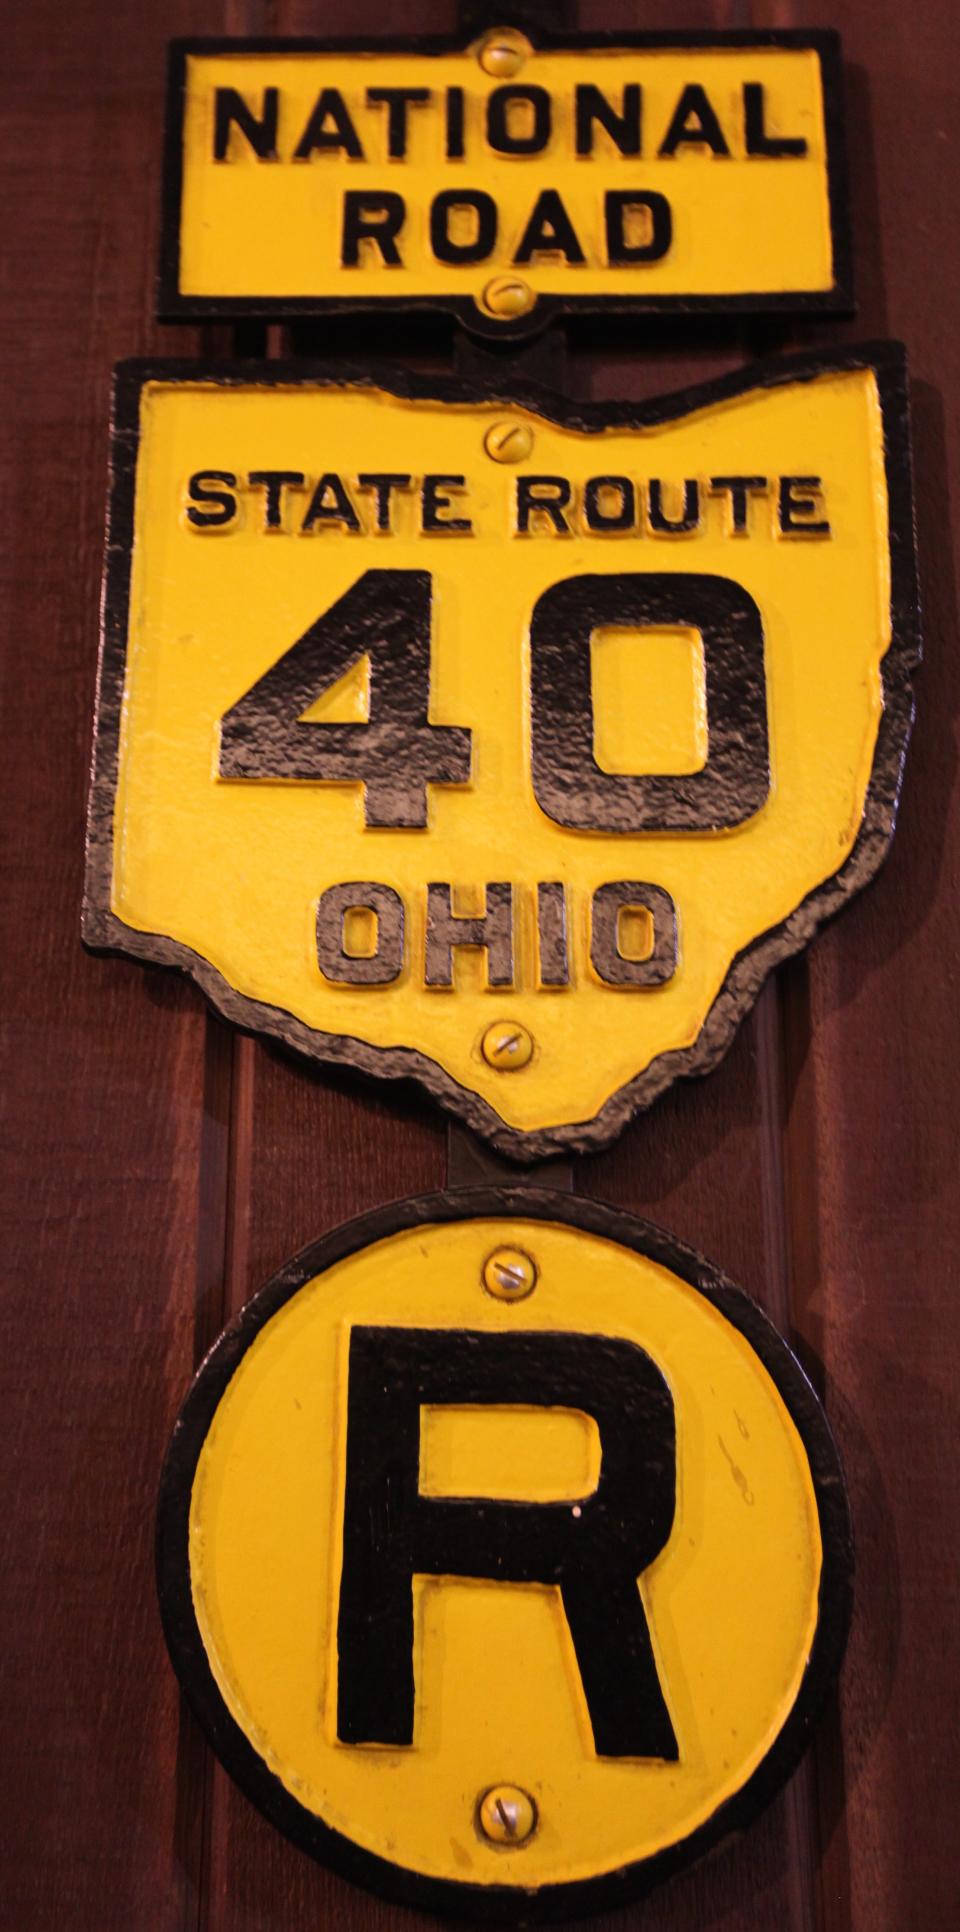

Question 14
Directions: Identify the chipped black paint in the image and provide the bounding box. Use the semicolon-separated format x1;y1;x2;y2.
536;881;570;987
530;571;770;833
316;882;405;986
590;881;677;988
219;567;471;830
425;882;514;988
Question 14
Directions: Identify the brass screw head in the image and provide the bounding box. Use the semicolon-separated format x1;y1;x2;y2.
481;1020;534;1071
484;419;535;464
477;29;531;77
477;1784;538;1846
482;1245;538;1302
481;274;537;321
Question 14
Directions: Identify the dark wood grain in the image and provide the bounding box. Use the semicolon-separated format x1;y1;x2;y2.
1;0;957;1928
778;7;960;1926
0;3;230;1927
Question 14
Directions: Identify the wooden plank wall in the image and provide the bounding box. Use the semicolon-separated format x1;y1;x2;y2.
1;0;957;1927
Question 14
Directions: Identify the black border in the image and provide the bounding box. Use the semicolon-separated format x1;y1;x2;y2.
156;1188;854;1924
82;341;921;1160
158;29;853;334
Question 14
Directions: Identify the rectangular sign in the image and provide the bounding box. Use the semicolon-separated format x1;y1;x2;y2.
159;30;851;331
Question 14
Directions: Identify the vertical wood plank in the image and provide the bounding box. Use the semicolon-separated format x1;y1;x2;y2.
773;5;960;1926
0;4;231;1927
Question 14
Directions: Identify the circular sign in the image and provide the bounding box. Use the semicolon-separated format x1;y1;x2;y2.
157;1190;852;1920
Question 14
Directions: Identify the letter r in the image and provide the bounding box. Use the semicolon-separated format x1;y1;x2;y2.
337;1327;678;1760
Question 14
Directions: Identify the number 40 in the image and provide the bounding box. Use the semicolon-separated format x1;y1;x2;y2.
219;566;770;832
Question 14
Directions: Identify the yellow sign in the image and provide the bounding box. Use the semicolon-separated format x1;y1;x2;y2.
84;345;918;1156
156;1192;852;1915
160;30;851;327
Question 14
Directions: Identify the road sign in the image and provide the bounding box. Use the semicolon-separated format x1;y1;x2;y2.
159;30;851;330
157;1189;852;1920
84;344;919;1157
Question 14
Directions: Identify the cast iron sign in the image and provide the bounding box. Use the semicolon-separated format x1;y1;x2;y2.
84;343;918;1158
159;29;851;331
157;1190;852;1920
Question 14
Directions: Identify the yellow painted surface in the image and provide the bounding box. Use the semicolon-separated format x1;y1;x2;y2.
420;1404;602;1501
178;46;834;303
111;365;890;1136
592;625;707;774
188;1216;823;1887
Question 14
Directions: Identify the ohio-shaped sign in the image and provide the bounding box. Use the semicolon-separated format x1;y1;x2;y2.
83;345;919;1158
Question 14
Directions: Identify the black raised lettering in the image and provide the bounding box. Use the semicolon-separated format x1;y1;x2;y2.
293;88;364;159
429;189;497;265
186;471;238;529
584;476;636;533
530;571;770;833
366;86;430;159
605;189;672;264
590;882;678;988
575;83;642;156
486;84;551;155
778;476;830;535
743;82;807;157
247;470;305;532
301;474;361;533
341;192;406;266
514;188;586;265
213;87;278;161
219;569;471;830
446;86;466;159
316;883;404;986
356;473;413;533
422;475;472;534
658;84;730;157
517;477;572;535
708;475;769;535
337;1326;678;1759
424;884;513;987
537;881;570;987
648;479;701;534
